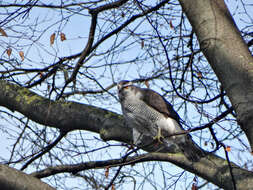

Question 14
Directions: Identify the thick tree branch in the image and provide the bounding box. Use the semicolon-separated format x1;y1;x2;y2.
0;165;55;190
1;80;253;190
178;0;253;149
0;80;131;143
30;153;253;190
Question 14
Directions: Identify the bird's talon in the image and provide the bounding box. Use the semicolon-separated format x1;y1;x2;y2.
153;135;164;144
153;128;164;144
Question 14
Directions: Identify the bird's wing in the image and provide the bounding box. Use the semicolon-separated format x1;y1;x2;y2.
141;88;181;123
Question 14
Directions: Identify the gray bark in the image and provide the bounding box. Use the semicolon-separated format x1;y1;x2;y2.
0;164;55;190
178;0;253;149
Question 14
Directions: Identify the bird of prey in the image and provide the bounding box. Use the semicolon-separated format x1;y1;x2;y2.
117;80;205;161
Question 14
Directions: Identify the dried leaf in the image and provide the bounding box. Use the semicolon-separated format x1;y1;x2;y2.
225;146;231;152
39;72;44;78
197;72;203;79
105;167;109;178
60;32;66;41
191;183;198;190
169;20;174;29
6;48;12;57
19;51;25;61
141;40;144;49
0;28;7;37
111;184;115;190
50;33;56;45
145;80;150;88
204;141;208;146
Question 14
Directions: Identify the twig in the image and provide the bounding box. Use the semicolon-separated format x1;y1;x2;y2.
20;131;67;171
104;147;140;190
221;143;237;190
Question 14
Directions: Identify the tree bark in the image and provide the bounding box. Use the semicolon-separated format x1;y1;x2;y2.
1;79;253;189
178;0;253;149
0;164;55;190
29;153;253;190
0;80;131;143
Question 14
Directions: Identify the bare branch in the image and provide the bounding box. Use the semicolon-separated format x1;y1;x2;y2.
30;152;253;190
0;165;55;190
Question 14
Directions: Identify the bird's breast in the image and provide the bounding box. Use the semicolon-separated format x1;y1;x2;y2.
122;99;162;122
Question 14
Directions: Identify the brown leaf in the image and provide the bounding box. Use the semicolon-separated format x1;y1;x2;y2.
191;183;198;190
50;33;56;45
60;33;66;41
0;28;7;37
197;72;203;79
144;80;150;88
39;72;44;78
105;167;109;178
111;184;115;190
141;40;144;49
19;51;25;61
169;20;174;29
225;146;231;152
6;48;12;57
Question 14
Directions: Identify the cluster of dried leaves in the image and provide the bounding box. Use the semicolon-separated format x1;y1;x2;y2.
1;27;67;61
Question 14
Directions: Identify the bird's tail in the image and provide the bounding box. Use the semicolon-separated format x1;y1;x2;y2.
178;134;206;162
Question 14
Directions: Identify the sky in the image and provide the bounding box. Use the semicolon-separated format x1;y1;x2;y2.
0;0;253;189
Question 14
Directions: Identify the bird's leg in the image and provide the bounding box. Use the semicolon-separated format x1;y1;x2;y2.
153;126;164;143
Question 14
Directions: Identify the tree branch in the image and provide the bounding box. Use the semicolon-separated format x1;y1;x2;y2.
0;165;55;190
58;0;130;99
178;0;253;150
1;80;253;190
20;131;67;171
0;79;131;142
30;152;253;190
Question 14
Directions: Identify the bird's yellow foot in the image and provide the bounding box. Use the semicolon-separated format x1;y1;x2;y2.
153;127;164;144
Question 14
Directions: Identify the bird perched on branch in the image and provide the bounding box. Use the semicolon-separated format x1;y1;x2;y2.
117;80;205;161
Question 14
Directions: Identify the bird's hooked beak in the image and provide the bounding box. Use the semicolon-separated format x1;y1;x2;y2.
117;80;133;93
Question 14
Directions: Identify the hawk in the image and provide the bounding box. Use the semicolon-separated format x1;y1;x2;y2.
117;80;205;161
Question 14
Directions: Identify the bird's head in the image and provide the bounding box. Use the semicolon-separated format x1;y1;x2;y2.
117;80;133;93
117;80;139;101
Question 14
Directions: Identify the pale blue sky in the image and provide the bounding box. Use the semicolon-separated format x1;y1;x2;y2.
0;0;253;189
